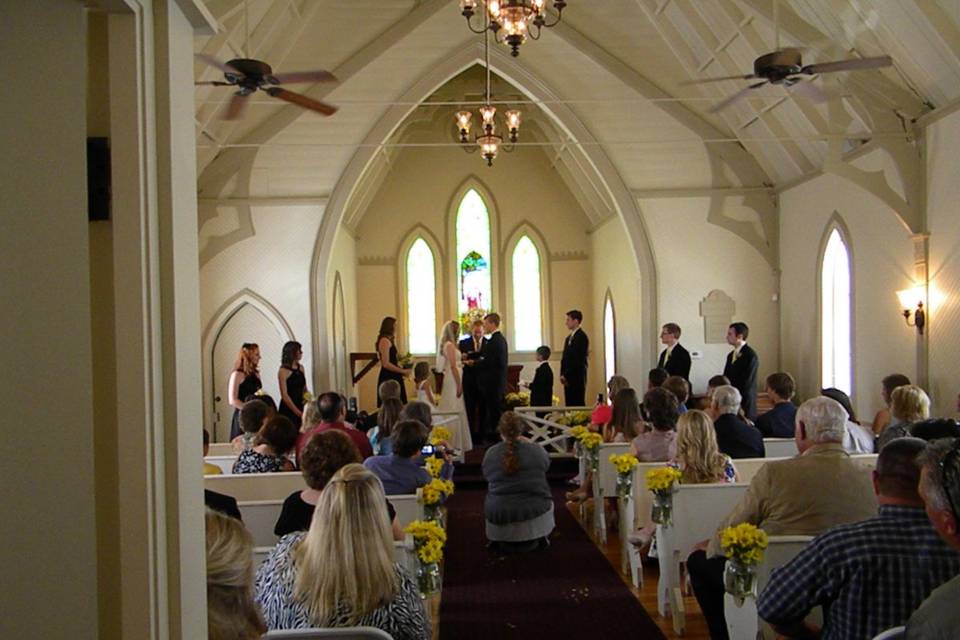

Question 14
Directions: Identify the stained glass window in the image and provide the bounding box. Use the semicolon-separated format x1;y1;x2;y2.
512;236;542;351
604;295;616;381
456;189;493;316
406;238;436;354
821;228;852;394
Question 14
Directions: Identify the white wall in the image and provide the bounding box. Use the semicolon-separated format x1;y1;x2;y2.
780;149;918;420
927;109;960;417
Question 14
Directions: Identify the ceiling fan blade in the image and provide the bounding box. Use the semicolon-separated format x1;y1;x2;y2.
789;79;830;104
708;82;767;113
195;53;242;75
195;80;234;86
802;55;892;75
268;70;337;85
680;74;758;86
223;93;250;120
266;88;338;116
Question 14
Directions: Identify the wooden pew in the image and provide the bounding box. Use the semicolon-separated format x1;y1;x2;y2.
208;442;235;457
205;455;236;475
763;438;798;458
205;472;306;502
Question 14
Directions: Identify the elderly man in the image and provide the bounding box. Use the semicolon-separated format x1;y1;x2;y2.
687;397;878;640
759;438;960;639
906;438;960;638
712;385;765;459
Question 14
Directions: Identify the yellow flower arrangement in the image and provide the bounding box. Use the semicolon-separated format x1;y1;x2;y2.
569;425;588;439
720;523;769;566
424;456;445;479
645;467;683;493
505;391;531;409
302;390;314;403
421;478;455;506
609;453;640;475
404;519;448;564
555;410;592;427
552;394;560;406
254;388;266;397
577;431;603;451
428;426;452;446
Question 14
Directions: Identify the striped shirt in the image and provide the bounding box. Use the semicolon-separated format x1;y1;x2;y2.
758;505;960;640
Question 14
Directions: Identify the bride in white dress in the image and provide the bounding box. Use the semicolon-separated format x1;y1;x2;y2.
435;320;473;454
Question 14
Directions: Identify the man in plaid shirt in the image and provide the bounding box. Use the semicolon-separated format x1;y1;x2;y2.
758;438;960;638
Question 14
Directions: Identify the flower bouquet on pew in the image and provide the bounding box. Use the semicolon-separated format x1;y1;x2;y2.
720;523;768;601
405;519;447;597
609;453;639;499
645;467;682;526
419;477;455;523
576;431;604;473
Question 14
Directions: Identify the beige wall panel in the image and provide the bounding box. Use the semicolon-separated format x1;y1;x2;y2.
357;264;399;410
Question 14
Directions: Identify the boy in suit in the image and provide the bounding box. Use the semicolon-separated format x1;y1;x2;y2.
722;322;760;420
528;345;554;417
657;322;692;382
560;309;589;406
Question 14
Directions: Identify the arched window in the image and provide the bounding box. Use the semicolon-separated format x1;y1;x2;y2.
604;294;616;383
406;238;437;354
511;235;542;351
456;189;493;316
821;228;852;394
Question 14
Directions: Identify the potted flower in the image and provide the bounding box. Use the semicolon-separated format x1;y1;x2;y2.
720;523;768;602
404;519;447;597
645;467;682;525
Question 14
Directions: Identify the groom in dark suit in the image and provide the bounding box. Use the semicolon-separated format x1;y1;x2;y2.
459;320;486;441
560;310;589;407
477;313;508;444
657;322;692;382
722;322;760;420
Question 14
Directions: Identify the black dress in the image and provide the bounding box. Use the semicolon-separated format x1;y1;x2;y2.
229;372;263;439
278;365;306;427
274;490;397;537
376;339;407;406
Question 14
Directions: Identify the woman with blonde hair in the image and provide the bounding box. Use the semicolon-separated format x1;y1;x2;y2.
255;464;428;638
206;508;266;640
228;343;262;439
435;319;473;454
301;399;321;434
879;384;932;450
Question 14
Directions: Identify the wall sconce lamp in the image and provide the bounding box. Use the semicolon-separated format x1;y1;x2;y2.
897;287;927;335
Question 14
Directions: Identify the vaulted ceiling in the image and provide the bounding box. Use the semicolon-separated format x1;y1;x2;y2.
194;0;960;204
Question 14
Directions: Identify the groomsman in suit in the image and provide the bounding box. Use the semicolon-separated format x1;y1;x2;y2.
723;322;760;420
560;310;589;407
528;345;554;418
478;313;508;444
459;320;486;441
657;323;692;382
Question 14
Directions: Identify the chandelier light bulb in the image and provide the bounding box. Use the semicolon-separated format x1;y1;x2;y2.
488;1;501;18
480;105;497;126
462;1;567;57
460;0;477;10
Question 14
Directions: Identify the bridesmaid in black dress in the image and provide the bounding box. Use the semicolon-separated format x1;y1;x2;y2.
376;316;410;406
228;343;262;439
278;340;307;428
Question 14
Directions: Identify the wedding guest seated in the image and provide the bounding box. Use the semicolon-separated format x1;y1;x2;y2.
711;385;764;459
368;391;403;456
203;428;221;475
255;464;430;639
206;508;266;640
399;400;433;429
483;412;554;553
871;372;911;436
759;437;960;638
755;372;797;438
629;410;737;547
232;415;298;474
296;392;373;461
631;387;679;461
605;387;644;443
590;375;630;430
687;397;877;640
205;489;242;521
879;384;931;450
364;420;453;495
662;375;690;414
647;367;669;390
820;387;875;453
910;418;960;442
275;430;402;540
231;398;275;453
906;438;960;639
300;399;320;434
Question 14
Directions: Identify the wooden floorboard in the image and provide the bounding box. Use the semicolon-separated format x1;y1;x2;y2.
566;500;711;640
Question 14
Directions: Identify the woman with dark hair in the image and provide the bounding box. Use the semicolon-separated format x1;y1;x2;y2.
278;341;307;427
821;388;874;453
376;317;409;406
232;415;299;474
228;343;262;439
482;412;554;552
604;387;644;443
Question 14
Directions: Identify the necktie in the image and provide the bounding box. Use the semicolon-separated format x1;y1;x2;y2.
664;347;672;365
732;349;740;363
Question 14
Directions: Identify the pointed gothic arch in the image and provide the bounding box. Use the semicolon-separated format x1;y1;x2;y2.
817;213;855;395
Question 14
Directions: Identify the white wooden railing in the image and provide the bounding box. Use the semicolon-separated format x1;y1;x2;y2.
514;405;591;455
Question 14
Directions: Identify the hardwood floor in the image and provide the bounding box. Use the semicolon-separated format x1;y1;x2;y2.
566;500;711;640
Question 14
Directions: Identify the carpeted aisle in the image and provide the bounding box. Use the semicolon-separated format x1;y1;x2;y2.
438;484;667;639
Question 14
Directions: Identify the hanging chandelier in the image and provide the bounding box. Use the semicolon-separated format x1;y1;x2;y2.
455;16;522;167
460;0;568;57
